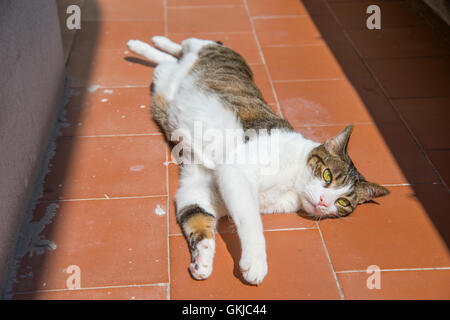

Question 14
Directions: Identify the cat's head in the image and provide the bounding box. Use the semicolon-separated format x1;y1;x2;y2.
299;125;389;219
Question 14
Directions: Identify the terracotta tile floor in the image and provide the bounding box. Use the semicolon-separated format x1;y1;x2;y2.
7;0;450;299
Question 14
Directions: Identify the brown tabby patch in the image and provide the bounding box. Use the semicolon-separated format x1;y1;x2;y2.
178;204;216;250
191;44;293;133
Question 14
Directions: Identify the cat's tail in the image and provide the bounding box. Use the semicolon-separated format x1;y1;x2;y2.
126;36;182;64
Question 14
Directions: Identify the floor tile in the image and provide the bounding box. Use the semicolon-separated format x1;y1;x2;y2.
366;57;450;98
427;150;450;188
297;124;439;185
170;230;341;299
318;185;450;272
73;20;164;51
275;80;373;126
253;16;323;47
167;6;252;34
167;164;316;236
392;97;450;150
346;26;450;59
62;87;159;136
67;48;155;87
168;32;262;65
83;0;164;21
338;270;450;299
263;46;345;81
42;135;167;200
13;285;168;300
318;43;400;123
246;0;308;17
329;0;425;29
13;197;169;293
167;0;243;6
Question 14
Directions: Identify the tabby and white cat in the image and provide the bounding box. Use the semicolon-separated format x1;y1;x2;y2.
127;37;389;285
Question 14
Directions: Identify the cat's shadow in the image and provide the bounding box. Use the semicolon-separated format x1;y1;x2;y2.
216;229;252;286
124;56;157;68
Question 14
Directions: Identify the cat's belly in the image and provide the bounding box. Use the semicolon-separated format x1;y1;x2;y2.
259;189;301;214
167;75;244;168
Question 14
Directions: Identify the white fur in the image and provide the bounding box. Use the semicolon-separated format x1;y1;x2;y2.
127;36;353;285
152;36;182;56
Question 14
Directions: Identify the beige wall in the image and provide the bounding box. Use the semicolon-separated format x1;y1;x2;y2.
0;0;65;293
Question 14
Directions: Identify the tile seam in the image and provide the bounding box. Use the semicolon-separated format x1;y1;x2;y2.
242;0;285;118
316;221;346;300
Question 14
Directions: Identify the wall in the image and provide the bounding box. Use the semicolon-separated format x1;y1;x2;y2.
423;0;450;25
0;0;65;293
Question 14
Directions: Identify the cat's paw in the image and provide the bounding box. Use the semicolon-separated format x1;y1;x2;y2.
188;238;215;280
239;252;268;285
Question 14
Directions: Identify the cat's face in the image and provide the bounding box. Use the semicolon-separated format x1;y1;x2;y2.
299;125;389;219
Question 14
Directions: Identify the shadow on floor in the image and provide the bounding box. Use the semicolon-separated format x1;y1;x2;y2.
301;0;449;248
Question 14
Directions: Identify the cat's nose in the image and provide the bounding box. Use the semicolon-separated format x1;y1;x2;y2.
318;196;328;208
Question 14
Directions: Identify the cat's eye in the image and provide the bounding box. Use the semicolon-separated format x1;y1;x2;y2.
337;198;350;207
323;169;332;184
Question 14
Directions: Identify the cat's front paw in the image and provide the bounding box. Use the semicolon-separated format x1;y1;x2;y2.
239;252;268;285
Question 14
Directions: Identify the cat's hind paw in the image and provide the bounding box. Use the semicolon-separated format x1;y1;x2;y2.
240;253;268;285
188;238;215;280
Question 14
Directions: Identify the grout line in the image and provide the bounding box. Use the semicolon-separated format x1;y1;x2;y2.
261;43;325;48
381;182;442;187
242;0;284;119
167;5;244;9
164;0;171;300
264;227;317;232
169;226;318;238
363;55;450;62
323;0;450;193
13;282;170;296
165;145;172;301
272;78;344;83
336;267;450;274
251;15;310;20
164;0;168;38
295;122;373;128
315;221;345;300
38;195;169;203
68;133;162;138
71;85;151;89
385;95;450;99
168;31;254;36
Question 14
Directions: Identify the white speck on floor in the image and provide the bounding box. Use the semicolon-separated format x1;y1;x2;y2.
103;89;114;94
87;85;100;93
154;205;166;216
140;105;146;109
101;98;108;103
130;165;144;172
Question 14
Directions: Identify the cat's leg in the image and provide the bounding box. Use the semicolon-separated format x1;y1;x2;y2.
127;39;177;64
216;165;268;285
175;164;218;280
152;36;183;58
181;38;216;55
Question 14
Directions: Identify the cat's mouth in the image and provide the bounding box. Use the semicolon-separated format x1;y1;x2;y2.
303;197;335;219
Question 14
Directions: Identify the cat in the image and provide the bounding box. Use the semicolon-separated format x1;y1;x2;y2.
127;36;389;285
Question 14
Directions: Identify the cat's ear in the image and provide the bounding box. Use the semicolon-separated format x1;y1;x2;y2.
324;124;354;156
357;181;390;204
